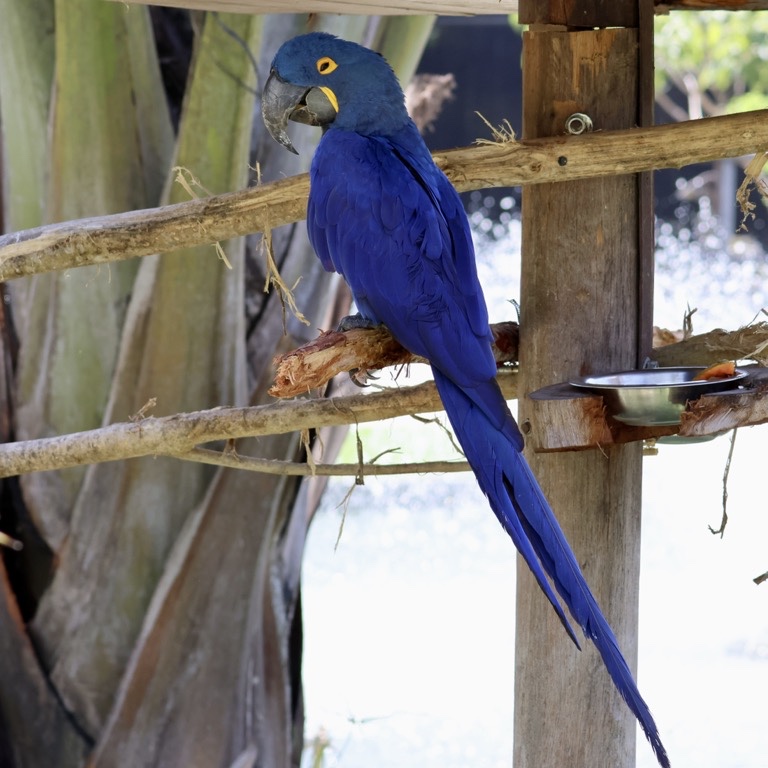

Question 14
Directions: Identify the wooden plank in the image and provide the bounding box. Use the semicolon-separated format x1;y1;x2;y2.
107;0;519;15
2;108;767;283
520;0;768;23
519;0;637;27
682;372;768;433
657;0;768;9
526;373;768;452
524;384;618;450
107;0;768;12
516;26;643;768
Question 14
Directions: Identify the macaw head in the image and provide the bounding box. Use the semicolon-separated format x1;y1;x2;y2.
262;32;410;154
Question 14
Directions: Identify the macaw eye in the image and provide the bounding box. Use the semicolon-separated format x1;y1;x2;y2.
316;56;338;75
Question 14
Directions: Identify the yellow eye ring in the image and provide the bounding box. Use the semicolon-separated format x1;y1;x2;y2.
316;56;338;75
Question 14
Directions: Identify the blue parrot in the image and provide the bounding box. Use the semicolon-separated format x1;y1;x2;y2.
263;32;669;768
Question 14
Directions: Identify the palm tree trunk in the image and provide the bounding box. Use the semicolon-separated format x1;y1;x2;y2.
0;8;432;765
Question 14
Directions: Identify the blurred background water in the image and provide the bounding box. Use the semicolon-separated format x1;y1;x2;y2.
300;201;768;768
299;14;768;765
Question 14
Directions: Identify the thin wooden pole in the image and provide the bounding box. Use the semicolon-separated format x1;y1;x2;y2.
637;0;656;366
516;26;643;768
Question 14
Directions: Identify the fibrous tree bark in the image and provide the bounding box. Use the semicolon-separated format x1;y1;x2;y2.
0;6;433;767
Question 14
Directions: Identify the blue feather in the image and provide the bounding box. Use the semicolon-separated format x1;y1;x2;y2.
271;32;670;768
433;370;669;767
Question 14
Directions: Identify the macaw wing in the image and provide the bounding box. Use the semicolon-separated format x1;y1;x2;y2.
307;127;497;392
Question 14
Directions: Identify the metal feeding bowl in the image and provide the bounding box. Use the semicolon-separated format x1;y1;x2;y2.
569;366;748;426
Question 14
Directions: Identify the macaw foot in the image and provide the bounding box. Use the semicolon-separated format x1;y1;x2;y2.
336;314;382;386
336;313;381;333
349;367;380;388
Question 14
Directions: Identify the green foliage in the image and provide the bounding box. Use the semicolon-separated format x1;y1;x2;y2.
506;11;768;119
655;11;768;117
0;0;54;231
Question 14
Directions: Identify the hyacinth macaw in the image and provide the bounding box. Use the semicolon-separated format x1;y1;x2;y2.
263;33;669;768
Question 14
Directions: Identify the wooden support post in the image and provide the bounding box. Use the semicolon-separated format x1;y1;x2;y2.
515;22;646;768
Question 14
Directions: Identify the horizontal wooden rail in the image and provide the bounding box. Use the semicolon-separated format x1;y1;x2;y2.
109;0;516;15
0;110;766;281
109;0;768;15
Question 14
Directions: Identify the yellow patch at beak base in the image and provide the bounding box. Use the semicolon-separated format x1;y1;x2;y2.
319;86;339;113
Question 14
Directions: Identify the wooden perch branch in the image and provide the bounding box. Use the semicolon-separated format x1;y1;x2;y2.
652;322;768;366
0;371;519;479
1;110;767;281
0;175;309;281
270;321;519;397
182;446;469;477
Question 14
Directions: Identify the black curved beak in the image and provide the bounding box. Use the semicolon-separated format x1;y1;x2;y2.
262;69;337;155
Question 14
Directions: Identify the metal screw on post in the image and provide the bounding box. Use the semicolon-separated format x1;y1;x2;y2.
565;112;593;135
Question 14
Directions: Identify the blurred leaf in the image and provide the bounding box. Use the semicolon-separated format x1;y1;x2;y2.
13;0;174;544
0;0;55;232
726;92;768;115
655;11;768;119
373;15;435;85
31;10;261;737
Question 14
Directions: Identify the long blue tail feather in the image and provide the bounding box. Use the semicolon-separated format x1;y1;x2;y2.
433;369;670;768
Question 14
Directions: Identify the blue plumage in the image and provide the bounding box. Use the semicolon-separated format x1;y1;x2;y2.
264;32;670;768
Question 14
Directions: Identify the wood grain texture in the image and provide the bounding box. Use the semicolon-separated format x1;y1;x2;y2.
520;0;768;24
107;0;519;15
107;0;768;12
657;0;768;8
637;0;656;365
519;0;638;27
515;27;643;768
682;374;768;434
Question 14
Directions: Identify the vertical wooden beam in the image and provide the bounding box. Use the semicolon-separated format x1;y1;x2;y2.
515;26;643;768
637;0;656;366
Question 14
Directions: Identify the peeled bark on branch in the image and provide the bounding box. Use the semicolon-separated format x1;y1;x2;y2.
269;320;519;397
1;110;767;281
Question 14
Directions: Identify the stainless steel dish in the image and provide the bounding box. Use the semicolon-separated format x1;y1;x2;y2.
569;366;748;426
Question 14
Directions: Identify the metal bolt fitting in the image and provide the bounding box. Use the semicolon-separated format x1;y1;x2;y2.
565;113;593;135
